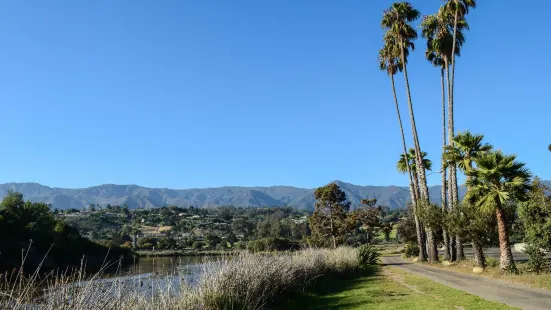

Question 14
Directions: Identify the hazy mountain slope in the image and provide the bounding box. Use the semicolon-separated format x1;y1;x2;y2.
0;181;547;211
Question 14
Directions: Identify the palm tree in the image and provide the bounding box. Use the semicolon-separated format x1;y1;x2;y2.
382;3;429;202
445;131;493;176
382;2;438;263
444;131;492;265
466;151;531;272
423;6;469;261
443;0;475;211
397;148;432;260
379;37;427;261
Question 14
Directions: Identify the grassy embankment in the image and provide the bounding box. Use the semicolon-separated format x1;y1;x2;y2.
278;265;515;310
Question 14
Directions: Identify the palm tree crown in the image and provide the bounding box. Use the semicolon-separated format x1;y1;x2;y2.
444;131;492;173
421;7;468;66
466;150;531;212
444;0;477;20
381;2;420;52
378;33;409;76
397;148;432;174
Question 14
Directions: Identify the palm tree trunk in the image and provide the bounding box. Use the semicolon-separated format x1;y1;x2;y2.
473;241;486;269
445;60;463;261
440;67;451;262
400;44;430;201
400;43;433;262
390;75;427;261
496;205;516;272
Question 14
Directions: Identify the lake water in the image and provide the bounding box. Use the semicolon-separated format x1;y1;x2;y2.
126;256;205;276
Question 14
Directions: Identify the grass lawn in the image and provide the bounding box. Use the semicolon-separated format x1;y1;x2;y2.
276;265;515;310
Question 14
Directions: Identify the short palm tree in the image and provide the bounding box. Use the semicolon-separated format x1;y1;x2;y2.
397;148;433;175
466;151;531;272
444;131;492;264
444;131;493;176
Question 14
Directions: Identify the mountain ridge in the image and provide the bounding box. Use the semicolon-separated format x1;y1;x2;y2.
1;181;548;211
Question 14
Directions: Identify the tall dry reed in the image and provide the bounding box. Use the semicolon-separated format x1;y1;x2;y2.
1;247;359;310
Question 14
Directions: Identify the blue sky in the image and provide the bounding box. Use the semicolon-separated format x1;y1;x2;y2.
0;0;549;189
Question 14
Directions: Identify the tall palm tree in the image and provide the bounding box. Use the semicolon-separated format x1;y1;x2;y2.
466;151;531;272
382;2;438;263
443;0;475;211
444;131;492;265
381;3;428;201
379;38;427;261
423;6;469;261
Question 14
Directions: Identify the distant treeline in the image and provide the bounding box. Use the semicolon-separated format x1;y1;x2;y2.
0;191;132;274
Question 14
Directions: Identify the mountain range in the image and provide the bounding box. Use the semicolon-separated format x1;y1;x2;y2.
1;181;548;211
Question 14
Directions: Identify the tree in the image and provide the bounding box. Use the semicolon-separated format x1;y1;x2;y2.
444;131;492;260
308;183;352;248
382;2;437;263
421;7;467;262
466;151;531;272
379;31;427;261
353;199;383;244
397;148;433;260
231;218;255;239
381;2;429;207
381;222;393;242
519;178;551;273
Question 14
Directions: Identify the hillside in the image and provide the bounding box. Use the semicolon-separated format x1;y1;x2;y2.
1;181;548;210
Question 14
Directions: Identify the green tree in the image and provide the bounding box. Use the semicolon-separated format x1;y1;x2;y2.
444;131;492;260
466;151;531;272
421;7;467;262
379;34;426;261
519;178;551;273
382;2;437;263
353;199;383;244
397;148;432;260
308;183;352;248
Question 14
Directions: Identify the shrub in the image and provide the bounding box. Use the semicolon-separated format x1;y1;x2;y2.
247;238;298;253
524;244;549;274
358;244;380;265
485;257;499;268
404;243;420;258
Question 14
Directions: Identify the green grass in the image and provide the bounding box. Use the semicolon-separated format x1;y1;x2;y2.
276;265;516;310
376;224;398;241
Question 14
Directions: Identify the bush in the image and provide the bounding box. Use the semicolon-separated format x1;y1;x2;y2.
191;241;204;250
404;243;420;258
525;244;549;274
247;238;298;253
485;257;499;268
358;244;380;265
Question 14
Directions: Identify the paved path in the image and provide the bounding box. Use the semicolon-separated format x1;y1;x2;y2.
382;255;551;310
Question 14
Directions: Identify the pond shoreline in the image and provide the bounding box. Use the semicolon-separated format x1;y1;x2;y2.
134;250;237;257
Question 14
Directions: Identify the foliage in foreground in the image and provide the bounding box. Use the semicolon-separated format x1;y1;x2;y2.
358;244;380;265
1;247;359;310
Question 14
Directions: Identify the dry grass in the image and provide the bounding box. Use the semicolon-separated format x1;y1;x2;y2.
1;247;359;310
140;225;173;236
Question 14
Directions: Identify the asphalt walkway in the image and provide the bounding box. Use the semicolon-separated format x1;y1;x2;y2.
382;255;551;310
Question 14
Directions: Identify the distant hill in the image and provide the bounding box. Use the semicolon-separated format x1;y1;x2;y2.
0;181;548;211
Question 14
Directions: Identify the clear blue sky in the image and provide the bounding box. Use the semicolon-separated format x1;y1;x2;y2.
0;0;549;189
